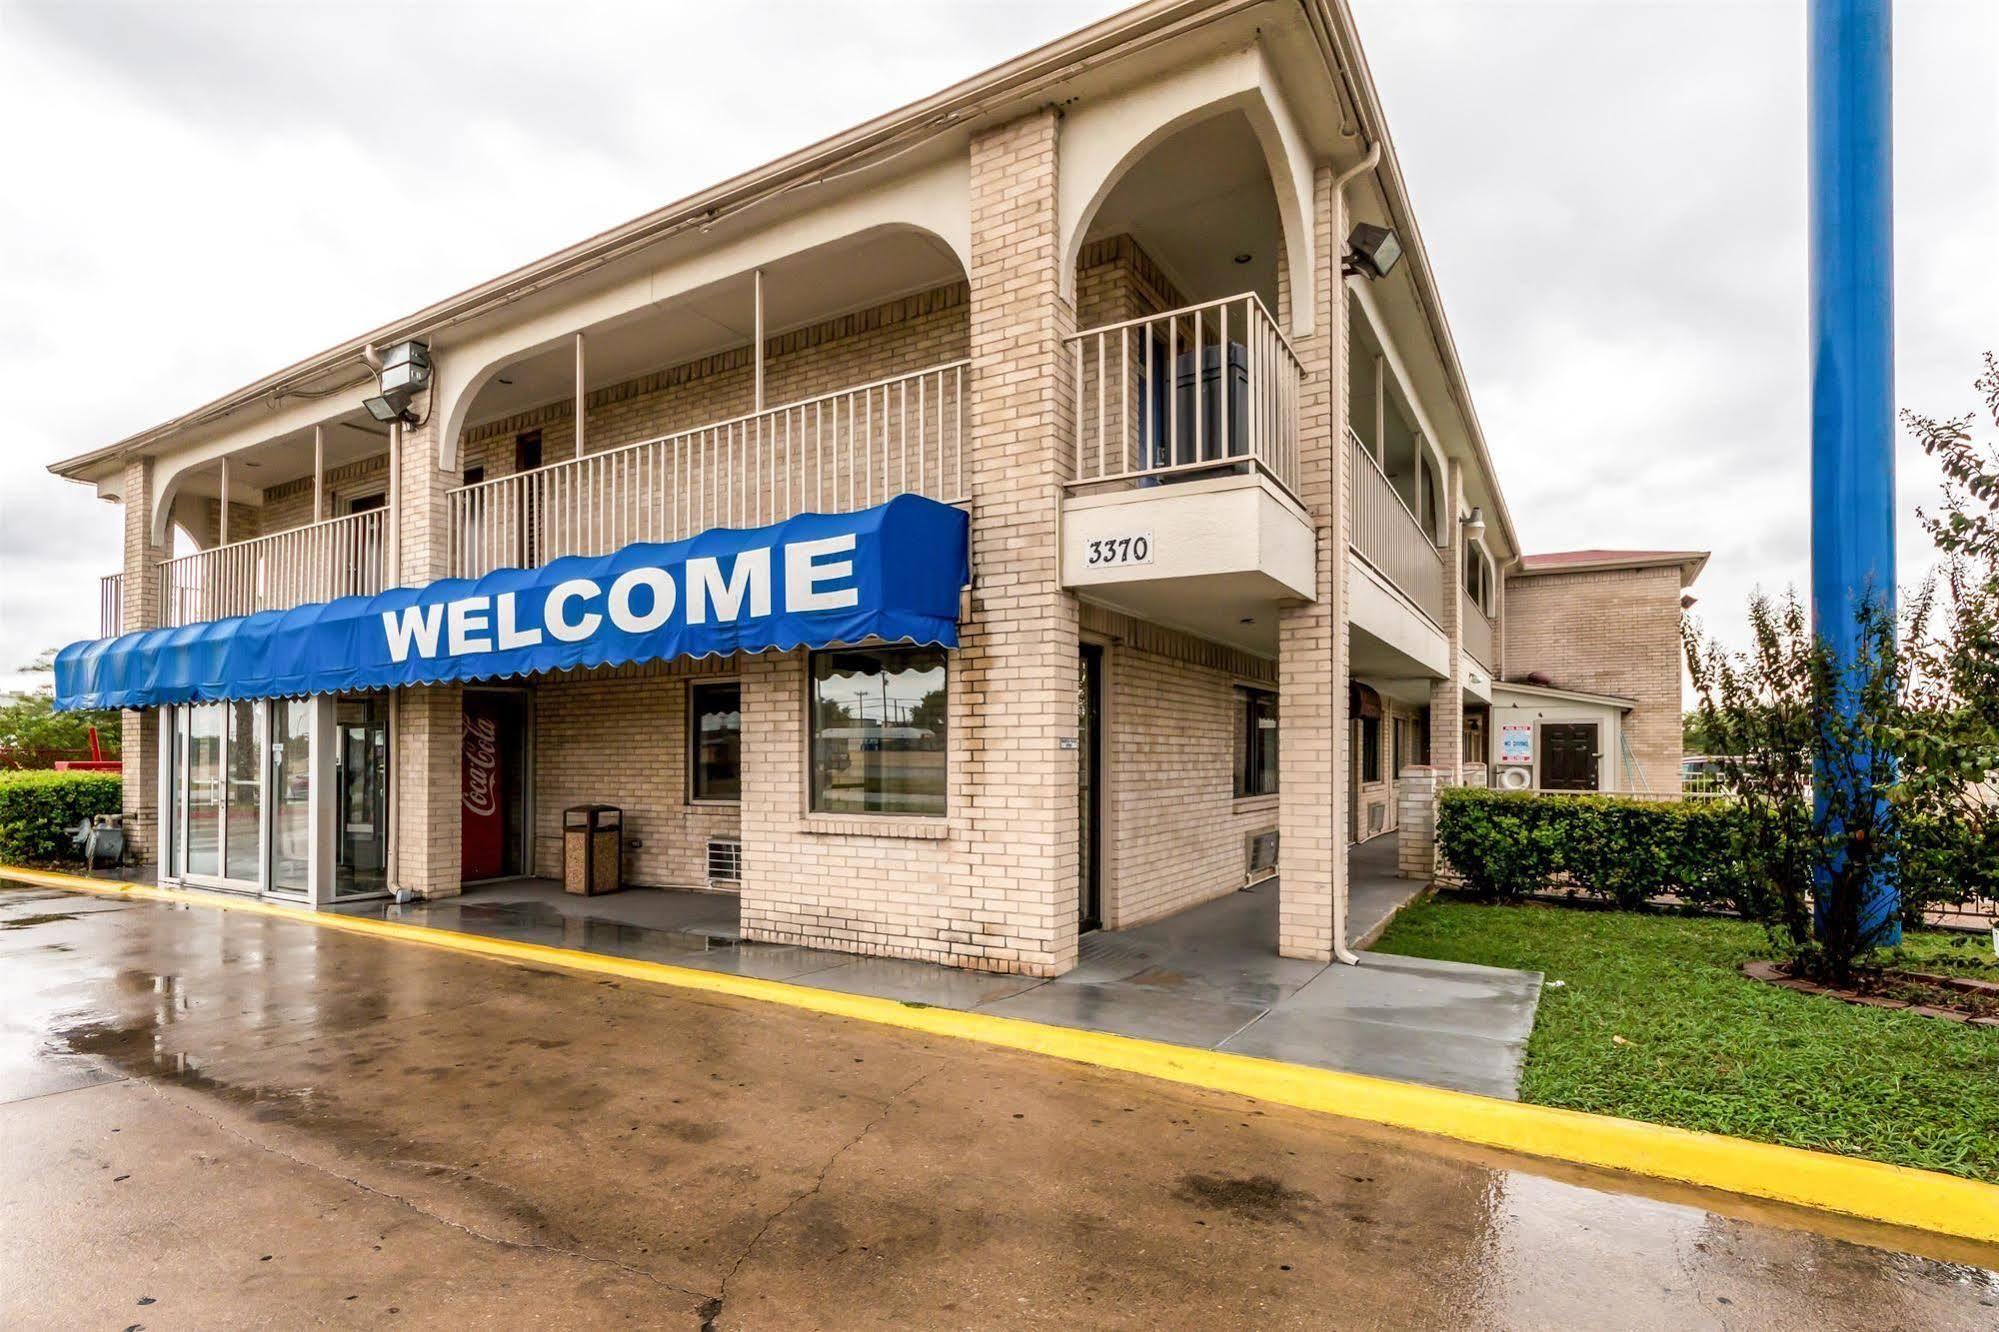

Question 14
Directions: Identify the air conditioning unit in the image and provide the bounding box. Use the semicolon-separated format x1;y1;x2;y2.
1243;828;1279;885
706;838;743;888
1497;765;1533;791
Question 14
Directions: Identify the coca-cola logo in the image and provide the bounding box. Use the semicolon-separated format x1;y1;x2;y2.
463;714;500;818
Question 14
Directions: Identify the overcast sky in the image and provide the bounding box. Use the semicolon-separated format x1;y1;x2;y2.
1;0;1993;694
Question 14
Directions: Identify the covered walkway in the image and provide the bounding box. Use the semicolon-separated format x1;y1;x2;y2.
344;835;1542;1099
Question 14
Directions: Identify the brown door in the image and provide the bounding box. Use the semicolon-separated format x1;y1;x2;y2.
1540;722;1600;791
1077;645;1103;931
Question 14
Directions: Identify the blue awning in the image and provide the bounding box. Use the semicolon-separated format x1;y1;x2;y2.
57;494;968;712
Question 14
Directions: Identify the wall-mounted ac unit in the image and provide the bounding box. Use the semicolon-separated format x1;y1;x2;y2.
706;838;743;889
1244;828;1279;885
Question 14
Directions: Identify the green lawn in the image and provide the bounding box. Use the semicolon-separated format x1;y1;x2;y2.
1881;926;1999;981
1373;898;1999;1182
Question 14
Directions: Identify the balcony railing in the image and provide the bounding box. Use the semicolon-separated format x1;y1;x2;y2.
1065;292;1301;499
160;509;389;627
1461;586;1496;669
1348;430;1445;626
100;573;124;639
448;362;968;578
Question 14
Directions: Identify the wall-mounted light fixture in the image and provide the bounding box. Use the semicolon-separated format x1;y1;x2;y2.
362;339;431;425
1342;223;1403;280
1460;506;1486;545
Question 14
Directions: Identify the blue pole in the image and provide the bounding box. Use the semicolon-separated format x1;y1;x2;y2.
1808;0;1898;943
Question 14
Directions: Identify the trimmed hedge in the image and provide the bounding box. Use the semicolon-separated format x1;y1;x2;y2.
1437;787;1770;914
0;770;122;864
1436;787;1986;920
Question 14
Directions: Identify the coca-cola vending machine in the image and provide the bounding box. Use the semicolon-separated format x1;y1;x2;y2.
462;697;508;882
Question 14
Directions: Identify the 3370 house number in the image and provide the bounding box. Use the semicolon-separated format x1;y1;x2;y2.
1084;533;1154;568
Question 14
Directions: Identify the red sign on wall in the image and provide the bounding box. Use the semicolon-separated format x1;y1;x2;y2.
462;700;506;881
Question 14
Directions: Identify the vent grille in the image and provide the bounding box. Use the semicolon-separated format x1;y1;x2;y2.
1244;828;1279;884
1367;803;1385;836
706;838;744;888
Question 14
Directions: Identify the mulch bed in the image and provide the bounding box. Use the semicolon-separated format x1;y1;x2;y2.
1741;959;1999;1025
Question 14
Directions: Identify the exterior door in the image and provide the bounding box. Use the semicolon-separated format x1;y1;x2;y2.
335;698;390;896
1077;645;1104;930
1540;722;1600;791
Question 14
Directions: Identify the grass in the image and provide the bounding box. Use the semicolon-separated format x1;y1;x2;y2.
1880;926;1999;982
1373;898;1999;1182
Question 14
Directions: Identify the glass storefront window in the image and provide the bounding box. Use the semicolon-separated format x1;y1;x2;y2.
690;682;742;803
224;700;262;881
184;703;224;878
810;648;947;816
270;700;313;893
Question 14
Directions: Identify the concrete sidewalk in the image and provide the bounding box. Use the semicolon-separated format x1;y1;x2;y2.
346;835;1541;1099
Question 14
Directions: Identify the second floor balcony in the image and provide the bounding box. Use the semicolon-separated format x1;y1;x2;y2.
447;361;967;579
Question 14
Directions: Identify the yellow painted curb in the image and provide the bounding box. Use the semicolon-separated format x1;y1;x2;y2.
8;862;1999;1247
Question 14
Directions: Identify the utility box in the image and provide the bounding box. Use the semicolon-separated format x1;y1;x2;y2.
563;805;623;896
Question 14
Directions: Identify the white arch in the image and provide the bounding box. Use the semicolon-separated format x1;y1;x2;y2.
434;161;971;471
1057;43;1316;334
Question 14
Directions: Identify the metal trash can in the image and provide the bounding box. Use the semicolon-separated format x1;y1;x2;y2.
563;805;623;896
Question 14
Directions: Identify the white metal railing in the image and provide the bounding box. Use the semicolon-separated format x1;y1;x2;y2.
100;573;124;638
160;509;389;627
1349;430;1446;625
448;361;968;578
1065;292;1301;498
1461;585;1495;668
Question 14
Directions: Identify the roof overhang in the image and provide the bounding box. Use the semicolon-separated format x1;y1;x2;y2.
48;0;1524;567
1515;550;1711;585
1491;679;1637;711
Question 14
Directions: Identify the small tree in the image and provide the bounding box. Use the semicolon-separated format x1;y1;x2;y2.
1898;352;1999;917
1686;352;1999;981
0;651;121;770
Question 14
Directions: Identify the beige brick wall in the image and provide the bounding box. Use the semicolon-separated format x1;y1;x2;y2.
524;661;742;889
730;109;1081;976
1078;604;1276;929
119;457;167;860
1276;160;1351;962
1502;564;1687;793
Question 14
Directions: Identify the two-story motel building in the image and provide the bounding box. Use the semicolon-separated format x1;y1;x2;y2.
51;0;1702;975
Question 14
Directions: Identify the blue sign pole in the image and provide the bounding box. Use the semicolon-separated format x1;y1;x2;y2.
1808;0;1898;942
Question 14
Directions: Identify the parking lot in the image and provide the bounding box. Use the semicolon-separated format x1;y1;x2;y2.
4;881;1996;1330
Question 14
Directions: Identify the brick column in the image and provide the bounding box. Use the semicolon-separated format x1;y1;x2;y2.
1428;458;1466;784
1277;161;1351;961
1396;765;1441;881
955;107;1081;974
389;416;464;899
118;457;168;864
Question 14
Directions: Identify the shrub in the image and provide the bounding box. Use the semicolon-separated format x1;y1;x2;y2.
1437;787;1764;913
1436;789;1562;899
0;770;122;864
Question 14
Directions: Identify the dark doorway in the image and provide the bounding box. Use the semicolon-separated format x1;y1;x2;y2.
463;691;531;881
514;429;544;568
1540;722;1600;791
1078;644;1104;931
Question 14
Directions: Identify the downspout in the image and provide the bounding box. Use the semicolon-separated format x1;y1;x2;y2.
1328;139;1380;968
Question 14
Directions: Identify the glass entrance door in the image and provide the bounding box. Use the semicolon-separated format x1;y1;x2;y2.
174;701;263;892
335;697;390;898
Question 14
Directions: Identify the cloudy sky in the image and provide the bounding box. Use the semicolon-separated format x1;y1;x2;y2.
0;0;1993;693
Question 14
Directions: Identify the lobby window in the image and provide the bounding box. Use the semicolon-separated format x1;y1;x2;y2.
810;648;948;815
690;681;742;803
1234;687;1279;798
1361;714;1383;784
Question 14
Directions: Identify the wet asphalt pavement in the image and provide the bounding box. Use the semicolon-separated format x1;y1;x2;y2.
3;880;1997;1330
